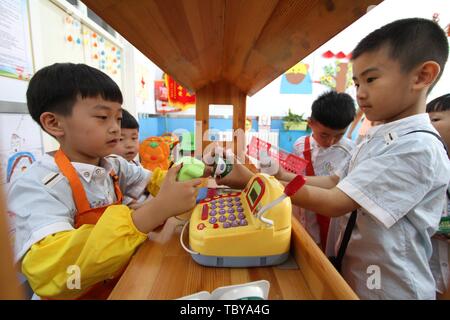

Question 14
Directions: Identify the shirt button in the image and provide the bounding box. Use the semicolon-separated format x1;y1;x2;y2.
95;169;102;175
442;262;448;268
83;172;90;178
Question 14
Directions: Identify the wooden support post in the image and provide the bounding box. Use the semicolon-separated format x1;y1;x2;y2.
0;183;24;299
195;81;246;161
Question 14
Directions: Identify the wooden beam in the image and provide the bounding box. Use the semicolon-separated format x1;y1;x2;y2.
194;81;246;160
83;0;382;96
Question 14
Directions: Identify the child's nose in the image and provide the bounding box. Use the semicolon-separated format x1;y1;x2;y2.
110;122;120;133
357;87;367;100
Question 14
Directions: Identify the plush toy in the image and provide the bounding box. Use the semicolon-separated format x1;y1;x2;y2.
139;137;171;171
174;156;205;182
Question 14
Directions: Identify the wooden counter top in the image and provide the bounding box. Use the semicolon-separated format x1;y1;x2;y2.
109;214;358;300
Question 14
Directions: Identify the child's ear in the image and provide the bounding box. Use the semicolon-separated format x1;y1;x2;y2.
412;61;440;90
40;112;65;138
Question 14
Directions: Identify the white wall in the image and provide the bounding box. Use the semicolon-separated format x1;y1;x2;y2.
246;0;450;118
1;0;131;152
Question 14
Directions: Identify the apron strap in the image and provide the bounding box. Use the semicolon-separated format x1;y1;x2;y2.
54;149;91;213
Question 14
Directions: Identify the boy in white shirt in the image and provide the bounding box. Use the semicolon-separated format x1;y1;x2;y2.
213;18;450;299
8;63;201;299
426;93;450;298
285;91;356;251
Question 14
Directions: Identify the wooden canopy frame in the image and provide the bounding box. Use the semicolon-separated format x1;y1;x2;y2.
82;0;381;156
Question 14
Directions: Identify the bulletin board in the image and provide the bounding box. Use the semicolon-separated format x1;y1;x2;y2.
0;0;34;81
34;0;122;88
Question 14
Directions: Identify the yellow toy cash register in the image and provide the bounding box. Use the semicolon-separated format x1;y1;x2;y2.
183;173;304;267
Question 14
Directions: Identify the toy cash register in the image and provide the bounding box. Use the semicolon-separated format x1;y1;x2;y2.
183;173;305;267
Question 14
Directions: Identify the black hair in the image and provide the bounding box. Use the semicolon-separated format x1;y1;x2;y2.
26;63;123;131
352;18;449;92
426;93;450;113
310;91;356;130
121;109;139;129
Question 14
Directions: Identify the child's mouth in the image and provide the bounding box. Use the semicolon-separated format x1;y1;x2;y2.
107;139;118;146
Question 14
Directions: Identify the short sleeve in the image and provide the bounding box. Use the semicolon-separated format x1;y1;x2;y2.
292;136;306;156
109;156;152;199
337;140;438;228
8;174;75;262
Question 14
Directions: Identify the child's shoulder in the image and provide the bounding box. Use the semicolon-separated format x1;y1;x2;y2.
7;154;66;195
292;135;308;151
336;137;356;151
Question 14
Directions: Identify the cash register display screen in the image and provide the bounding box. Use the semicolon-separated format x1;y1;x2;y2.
247;180;262;207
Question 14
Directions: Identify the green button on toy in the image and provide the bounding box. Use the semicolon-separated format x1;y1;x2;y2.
175;156;205;182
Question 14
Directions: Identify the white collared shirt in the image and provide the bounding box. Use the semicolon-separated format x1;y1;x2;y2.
293;135;355;246
337;113;450;299
8;154;151;262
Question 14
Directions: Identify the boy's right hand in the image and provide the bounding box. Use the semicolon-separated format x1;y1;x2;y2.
155;164;202;217
214;163;254;189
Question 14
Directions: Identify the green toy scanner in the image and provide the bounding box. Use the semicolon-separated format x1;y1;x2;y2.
175;156;205;182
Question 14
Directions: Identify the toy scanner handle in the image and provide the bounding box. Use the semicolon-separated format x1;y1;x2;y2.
256;175;306;226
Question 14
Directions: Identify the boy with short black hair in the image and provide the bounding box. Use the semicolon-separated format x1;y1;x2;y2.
215;18;450;299
8;63;201;299
279;91;356;251
114;109;140;164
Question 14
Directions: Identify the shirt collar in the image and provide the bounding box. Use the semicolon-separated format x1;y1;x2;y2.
71;158;113;183
366;113;432;139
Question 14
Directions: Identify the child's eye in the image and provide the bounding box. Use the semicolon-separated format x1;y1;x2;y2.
367;77;377;83
96;116;107;120
354;83;360;88
430;118;440;122
119;138;124;141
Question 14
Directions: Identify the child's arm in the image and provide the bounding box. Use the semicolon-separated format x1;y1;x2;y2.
19;165;199;299
132;164;202;233
217;163;357;217
290;184;359;217
21;205;147;299
275;166;339;189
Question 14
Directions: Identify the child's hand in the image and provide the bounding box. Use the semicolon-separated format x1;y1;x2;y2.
274;165;297;182
155;164;202;217
215;163;254;189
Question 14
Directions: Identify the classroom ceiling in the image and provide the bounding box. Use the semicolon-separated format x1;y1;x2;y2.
82;0;382;96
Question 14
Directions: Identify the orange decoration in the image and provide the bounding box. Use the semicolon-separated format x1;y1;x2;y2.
139;137;171;171
67;35;73;42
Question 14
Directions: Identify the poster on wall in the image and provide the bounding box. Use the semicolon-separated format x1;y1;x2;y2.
0;0;33;80
0;114;43;188
280;61;312;94
154;73;196;114
83;25;122;87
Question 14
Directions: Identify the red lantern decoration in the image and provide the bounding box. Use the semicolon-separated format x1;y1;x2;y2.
322;50;334;58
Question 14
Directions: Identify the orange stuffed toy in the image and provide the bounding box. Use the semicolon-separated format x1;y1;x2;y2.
139;137;171;171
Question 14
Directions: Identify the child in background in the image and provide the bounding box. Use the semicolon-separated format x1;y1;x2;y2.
279;91;356;251
426;93;450;298
214;18;450;299
112;109;147;206
114;109;140;164
8;63;201;299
